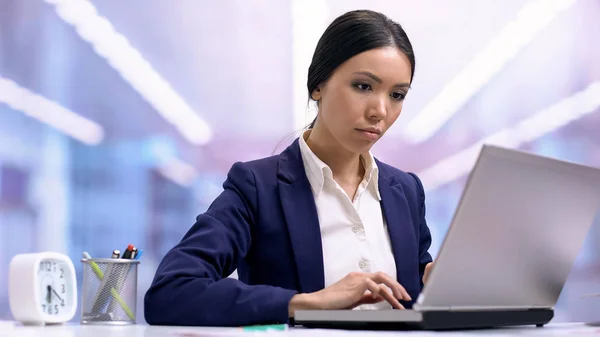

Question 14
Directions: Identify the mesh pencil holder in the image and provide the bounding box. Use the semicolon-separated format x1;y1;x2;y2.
80;258;140;325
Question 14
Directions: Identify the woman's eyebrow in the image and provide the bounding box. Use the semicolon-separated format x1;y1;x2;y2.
352;71;411;88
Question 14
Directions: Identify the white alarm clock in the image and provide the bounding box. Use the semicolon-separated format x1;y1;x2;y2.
8;252;77;325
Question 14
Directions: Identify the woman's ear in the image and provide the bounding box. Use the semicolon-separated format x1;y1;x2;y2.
311;87;322;101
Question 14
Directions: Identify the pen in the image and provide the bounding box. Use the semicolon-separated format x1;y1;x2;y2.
131;247;138;260
241;324;287;331
121;244;134;259
107;244;137;313
134;249;143;260
83;252;103;277
82;252;135;320
103;249;120;314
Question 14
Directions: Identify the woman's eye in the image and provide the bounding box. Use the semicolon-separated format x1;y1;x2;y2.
355;83;372;91
391;92;406;101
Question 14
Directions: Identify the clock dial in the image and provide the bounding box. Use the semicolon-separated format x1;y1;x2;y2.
37;259;73;317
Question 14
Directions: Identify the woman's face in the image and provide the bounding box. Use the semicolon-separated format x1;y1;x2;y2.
312;46;412;154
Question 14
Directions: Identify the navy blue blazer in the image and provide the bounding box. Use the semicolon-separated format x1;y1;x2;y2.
144;139;433;327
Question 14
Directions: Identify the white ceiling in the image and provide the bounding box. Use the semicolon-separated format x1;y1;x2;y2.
2;0;598;173
90;0;295;139
87;0;535;139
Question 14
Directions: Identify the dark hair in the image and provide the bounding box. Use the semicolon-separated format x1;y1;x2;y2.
307;9;416;129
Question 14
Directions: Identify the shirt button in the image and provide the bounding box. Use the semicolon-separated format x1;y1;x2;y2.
358;260;369;269
352;226;360;233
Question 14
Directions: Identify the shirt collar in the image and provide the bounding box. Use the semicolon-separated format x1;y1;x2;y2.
298;130;381;200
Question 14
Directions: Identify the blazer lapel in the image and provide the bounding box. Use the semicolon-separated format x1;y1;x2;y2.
277;140;325;293
377;164;419;287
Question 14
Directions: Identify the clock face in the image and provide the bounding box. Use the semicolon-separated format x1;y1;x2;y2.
37;259;74;317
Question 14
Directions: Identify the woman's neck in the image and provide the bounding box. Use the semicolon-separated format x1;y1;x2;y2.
305;127;364;186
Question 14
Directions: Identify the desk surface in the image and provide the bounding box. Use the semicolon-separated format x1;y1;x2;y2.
1;322;599;337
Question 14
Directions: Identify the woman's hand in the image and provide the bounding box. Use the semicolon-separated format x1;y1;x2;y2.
423;262;434;284
288;272;411;317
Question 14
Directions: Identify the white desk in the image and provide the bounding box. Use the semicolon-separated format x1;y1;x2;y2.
1;322;599;337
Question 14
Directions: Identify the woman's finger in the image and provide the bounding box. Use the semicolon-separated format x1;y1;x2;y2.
365;278;404;309
371;272;411;301
351;293;385;308
423;262;434;284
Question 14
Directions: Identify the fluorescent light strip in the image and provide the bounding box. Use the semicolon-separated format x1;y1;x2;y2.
148;139;197;186
404;0;576;143
45;0;212;145
157;157;197;187
0;76;104;145
419;80;600;191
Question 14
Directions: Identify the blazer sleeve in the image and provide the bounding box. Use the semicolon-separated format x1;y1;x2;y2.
408;172;434;288
144;162;298;326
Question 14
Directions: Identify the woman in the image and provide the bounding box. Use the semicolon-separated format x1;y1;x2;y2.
145;9;434;327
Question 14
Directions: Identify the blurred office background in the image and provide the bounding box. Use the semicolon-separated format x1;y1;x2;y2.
1;0;599;323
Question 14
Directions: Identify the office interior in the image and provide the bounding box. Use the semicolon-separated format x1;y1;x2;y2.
0;0;599;324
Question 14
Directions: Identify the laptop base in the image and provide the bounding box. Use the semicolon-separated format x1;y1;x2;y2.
295;309;554;331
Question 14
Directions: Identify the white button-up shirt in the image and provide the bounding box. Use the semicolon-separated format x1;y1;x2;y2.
298;131;397;310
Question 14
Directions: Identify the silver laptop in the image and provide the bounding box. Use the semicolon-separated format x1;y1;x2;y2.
294;144;600;330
